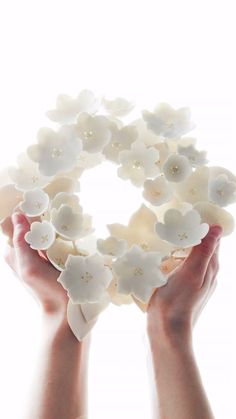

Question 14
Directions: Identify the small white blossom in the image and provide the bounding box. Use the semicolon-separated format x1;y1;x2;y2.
142;103;195;138
25;220;56;250
175;166;210;204
102;96;134;117
112;244;167;304
209;174;236;207
46;238;80;271
150;197;193;223
27;126;82;176
20;188;49;216
143;175;174;206
131;118;163;147
0;185;23;223
46;89;100;123
44;176;79;199
67;299;98;341
97;236;127;257
103;122;138;163
177;144;208;167
163;154;192;182
51;205;87;241
107;278;134;306
77;150;105;169
155;208;209;248
117;140;160;187
58;253;112;304
194;201;235;236
167;137;197;153
51;192;82;212
76;112;111;153
80;292;111;322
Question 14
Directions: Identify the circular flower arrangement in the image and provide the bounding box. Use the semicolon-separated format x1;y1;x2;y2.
1;90;236;341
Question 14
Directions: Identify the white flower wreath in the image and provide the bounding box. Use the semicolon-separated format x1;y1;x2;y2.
1;89;236;341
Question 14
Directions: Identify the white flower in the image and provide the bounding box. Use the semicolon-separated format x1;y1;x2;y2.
27;126;82;176
77;150;105;169
107;278;134;306
25;220;56;250
76;112;111;153
107;204;173;256
163;154;192;182
46;238;80;271
133;118;164;147
194;201;235;236
177;144;208;167
0;185;23;223
155;208;209;248
175;166;210;204
46;89;100;123
142;103;195;138
112;244;167;304
51;192;82;212
44;176;80;199
20;188;49;216
102;122;138;163
102;96;134;117
152;142;170;170
209;174;236;207
80;292;111;322
117;141;160;187
209;166;236;183
51;205;88;241
8;153;52;192
143;175;174;206
167;136;197;153
67;299;98;342
57;253;112;304
97;236;127;257
150;197;193;223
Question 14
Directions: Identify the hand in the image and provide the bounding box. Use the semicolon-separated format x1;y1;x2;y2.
4;212;68;315
147;225;222;342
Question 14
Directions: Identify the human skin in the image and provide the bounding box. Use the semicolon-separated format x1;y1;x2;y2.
4;212;89;419
147;224;222;419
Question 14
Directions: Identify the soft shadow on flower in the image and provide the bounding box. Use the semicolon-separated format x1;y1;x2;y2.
57;253;112;304
132;118;163;147
51;205;92;241
112;244;167;304
143;175;174;206
25;220;56;250
44;176;80;199
80;292;111;322
194;201;235;236
117;140;160;187
50;192;82;212
175;166;210;204
76;112;111;153
177;144;208;167
209;174;236;207
102;96;134;117
20;188;49;216
102;122;138;163
163;153;192;182
46;238;81;271
77;150;105;169
155;208;209;248
97;236;127;257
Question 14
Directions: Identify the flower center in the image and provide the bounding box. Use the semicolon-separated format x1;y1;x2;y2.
83;130;94;140
178;232;188;241
132;160;143;169
133;266;144;276
55;257;65;268
170;165;180;174
35;201;42;209
216;188;224;196
139;242;149;251
41;234;49;243
61;224;69;231
52;148;63;158
190;187;197;195
81;271;93;282
112;141;122;149
31;176;39;183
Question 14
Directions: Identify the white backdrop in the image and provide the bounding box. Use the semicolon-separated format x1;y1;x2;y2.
0;1;236;418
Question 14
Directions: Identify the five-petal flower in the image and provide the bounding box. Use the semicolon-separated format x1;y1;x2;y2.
97;236;127;257
163;153;192;182
51;205;91;241
209;174;236;207
20;188;49;216
25;220;56;250
102;122;138;163
143;175;174;206
177;144;208;167
76;112;111;153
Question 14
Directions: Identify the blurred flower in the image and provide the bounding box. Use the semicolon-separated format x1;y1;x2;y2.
97;236;127;257
143;175;174;206
155;208;209;248
76;112;111;153
103;122;138;163
51;205;91;241
77;150;105;169
50;192;82;212
194;201;235;236
58;253;112;303
102;96;134;117
44;176;79;199
20;188;49;216
209;174;236;207
177;144;208;167
46;238;80;271
175;166;210;204
25;220;56;250
163;154;192;182
131;118;163;147
0;185;23;223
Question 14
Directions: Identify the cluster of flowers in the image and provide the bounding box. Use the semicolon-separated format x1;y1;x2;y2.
0;90;236;341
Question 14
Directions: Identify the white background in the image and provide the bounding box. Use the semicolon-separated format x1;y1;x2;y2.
0;1;236;418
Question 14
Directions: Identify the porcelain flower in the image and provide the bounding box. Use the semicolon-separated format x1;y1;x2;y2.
112;244;167;303
103;122;138;163
155;208;209;248
20;188;49;216
76;112;111;153
142;103;195;138
102;96;134;117
163;153;192;182
133;118;163;147
117;140;160;187
80;292;111;322
194;201;234;236
77;150;105;169
8;153;52;191
44;176;79;199
107;278;134;306
143;175;174;206
175;166;210;204
27;126;82;176
57;253;112;304
67;299;98;341
167;137;197;153
51;205;88;240
209;174;236;207
25;220;56;250
46;238;80;271
107;204;173;256
97;236;127;257
50;192;82;212
150;197;193;223
46;89;100;123
177;144;208;167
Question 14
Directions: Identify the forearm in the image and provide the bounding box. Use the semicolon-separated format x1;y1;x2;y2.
147;326;215;419
25;310;86;419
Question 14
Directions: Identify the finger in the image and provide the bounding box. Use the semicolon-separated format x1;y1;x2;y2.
1;216;14;244
183;225;222;281
4;244;18;275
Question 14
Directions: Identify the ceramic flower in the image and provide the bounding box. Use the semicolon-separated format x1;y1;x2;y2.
167;137;197;153
102;96;134;117
27;125;82;176
107;278;134;306
143;175;174;206
0;185;23;223
117;140;160;187
209;166;236;183
50;192;82;212
142;103;195;138
102;122;138;163
20;188;49;217
112;244;167;304
194;201;234;236
77;150;105;169
209;174;236;207
57;253;112;304
80;292;111;322
152;142;170;170
76;112;111;153
133;118;164;147
25;220;56;250
175;166;210;204
8;153;52;191
44;176;80;199
46;89;100;123
51;205;87;241
107;204;174;256
46;238;80;271
163;153;192;183
177;144;208;167
150;197;193;223
67;299;98;341
97;236;127;257
155;208;209;248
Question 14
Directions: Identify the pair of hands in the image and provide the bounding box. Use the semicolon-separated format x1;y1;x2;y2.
3;212;222;339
